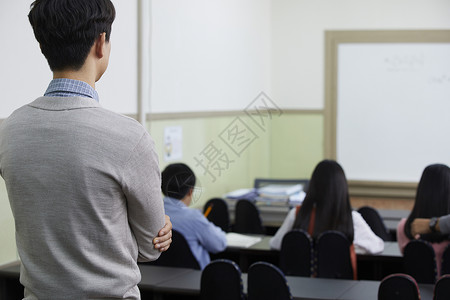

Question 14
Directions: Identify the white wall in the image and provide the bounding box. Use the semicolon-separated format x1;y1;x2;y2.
0;0;138;119
271;0;450;109
150;0;272;113
0;1;50;119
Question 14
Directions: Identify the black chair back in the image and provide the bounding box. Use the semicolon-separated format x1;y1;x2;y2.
247;261;293;300
357;206;392;241
434;274;450;300
378;273;420;300
441;244;450;276
203;198;230;232
201;259;244;300
316;230;353;280
233;199;265;234
150;229;200;270
279;229;313;276
403;239;437;284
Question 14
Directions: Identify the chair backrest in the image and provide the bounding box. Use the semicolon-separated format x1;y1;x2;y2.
247;261;293;300
378;273;420;300
357;206;392;241
203;198;230;232
233;199;265;234
150;230;200;270
403;239;437;284
201;259;244;300
279;229;313;277
316;230;353;280
434;274;450;300
441;244;450;276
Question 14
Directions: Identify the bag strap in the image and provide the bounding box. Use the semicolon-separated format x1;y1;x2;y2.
350;243;358;280
295;205;316;236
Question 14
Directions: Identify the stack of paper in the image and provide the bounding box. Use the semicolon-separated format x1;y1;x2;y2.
226;233;262;248
257;184;303;200
224;188;258;200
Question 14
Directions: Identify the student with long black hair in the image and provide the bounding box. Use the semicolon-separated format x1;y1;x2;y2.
270;160;384;254
397;163;450;277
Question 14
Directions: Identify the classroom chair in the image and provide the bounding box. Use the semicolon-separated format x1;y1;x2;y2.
433;274;450;300
247;261;293;300
440;244;450;276
233;199;265;234
316;230;354;280
200;259;245;300
403;239;437;284
378;273;420;300
357;206;393;241
147;230;200;270
203;197;230;232
279;229;313;277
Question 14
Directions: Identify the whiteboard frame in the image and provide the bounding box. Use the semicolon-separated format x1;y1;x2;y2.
324;30;450;198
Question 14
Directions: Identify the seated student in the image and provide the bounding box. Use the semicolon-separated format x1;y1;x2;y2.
270;160;384;255
397;163;450;277
161;163;227;269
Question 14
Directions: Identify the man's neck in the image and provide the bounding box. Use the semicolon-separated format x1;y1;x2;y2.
53;69;96;89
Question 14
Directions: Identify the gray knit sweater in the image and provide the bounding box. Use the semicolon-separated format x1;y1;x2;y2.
0;96;165;299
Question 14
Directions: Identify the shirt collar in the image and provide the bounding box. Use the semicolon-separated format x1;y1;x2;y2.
164;196;188;207
44;78;99;102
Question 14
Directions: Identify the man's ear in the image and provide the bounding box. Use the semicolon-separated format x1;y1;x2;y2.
95;32;107;59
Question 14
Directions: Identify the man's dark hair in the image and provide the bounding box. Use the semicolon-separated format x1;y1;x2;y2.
161;163;196;200
28;0;116;71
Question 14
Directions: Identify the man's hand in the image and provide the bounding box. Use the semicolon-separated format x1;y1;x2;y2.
153;215;172;252
411;218;432;237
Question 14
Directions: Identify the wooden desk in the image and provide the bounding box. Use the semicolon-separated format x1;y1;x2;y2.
0;262;433;300
138;265;194;290
337;279;433;300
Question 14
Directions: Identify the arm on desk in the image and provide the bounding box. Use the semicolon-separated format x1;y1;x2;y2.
410;215;450;236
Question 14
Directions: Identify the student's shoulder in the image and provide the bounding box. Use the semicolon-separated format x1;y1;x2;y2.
351;210;367;224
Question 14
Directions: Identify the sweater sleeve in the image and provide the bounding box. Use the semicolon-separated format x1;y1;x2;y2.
439;215;450;234
352;211;384;254
269;207;297;250
121;132;165;262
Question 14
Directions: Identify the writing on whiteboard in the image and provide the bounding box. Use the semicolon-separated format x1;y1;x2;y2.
429;74;450;85
384;52;424;72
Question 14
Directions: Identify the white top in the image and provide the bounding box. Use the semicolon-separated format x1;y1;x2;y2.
269;208;384;254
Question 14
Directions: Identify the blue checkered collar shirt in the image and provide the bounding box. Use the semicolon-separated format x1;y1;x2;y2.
44;78;99;102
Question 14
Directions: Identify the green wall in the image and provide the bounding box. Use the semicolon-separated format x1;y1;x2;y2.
148;112;324;208
270;113;324;179
148;114;272;208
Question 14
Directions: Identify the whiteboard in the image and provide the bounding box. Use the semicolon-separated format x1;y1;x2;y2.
337;43;450;182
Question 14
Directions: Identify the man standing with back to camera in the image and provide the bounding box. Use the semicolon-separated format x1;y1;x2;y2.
0;0;172;298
